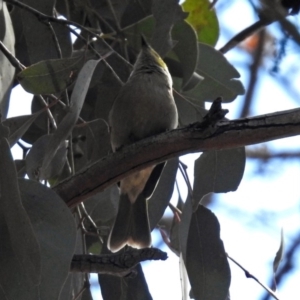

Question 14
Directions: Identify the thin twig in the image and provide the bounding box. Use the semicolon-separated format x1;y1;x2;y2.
47;22;63;58
227;254;280;300
106;0;121;32
4;0;103;41
0;40;25;71
239;29;266;117
178;161;193;198
80;203;101;235
37;95;58;129
219;19;268;54
72;284;87;300
168;202;182;216
209;0;219;10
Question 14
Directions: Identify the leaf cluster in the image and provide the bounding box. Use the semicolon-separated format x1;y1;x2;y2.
0;0;250;299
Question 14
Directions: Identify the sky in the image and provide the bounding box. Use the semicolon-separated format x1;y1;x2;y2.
7;0;300;299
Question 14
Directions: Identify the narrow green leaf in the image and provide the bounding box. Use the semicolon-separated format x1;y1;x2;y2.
148;158;179;230
18;56;85;94
273;229;285;273
172;20;199;89
41;59;101;177
182;0;219;45
186;205;230;300
3;111;44;146
272;229;284;291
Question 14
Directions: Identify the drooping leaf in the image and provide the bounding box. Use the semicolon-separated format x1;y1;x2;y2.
19;179;76;300
0;2;15;119
179;194;193;262
172;20;199;89
184;43;245;103
18;56;86;94
41;59;101;177
182;0;219;45
193;148;246;209
185;205;230;300
0;138;41;299
272;228;285;291
148;158;179;230
151;0;187;57
273;229;285;274
3;111;44;146
59;213;86;300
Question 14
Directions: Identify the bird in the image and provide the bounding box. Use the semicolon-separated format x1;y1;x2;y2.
107;36;178;253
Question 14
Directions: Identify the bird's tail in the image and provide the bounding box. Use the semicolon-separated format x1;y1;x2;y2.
107;193;151;253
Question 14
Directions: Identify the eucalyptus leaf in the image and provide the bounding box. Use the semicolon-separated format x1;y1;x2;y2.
272;229;285;291
172;20;199;89
19;179;77;300
148;158;179;230
182;0;219;45
18;56;86;94
19;0;62;64
0;138;41;299
41;59;101;177
3;111;44;146
184;43;245;103
193;148;246;209
174;85;207;126
186;205;230;300
84;185;119;224
152;0;187;57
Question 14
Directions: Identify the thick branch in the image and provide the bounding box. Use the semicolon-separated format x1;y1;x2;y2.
53;107;300;208
70;248;167;277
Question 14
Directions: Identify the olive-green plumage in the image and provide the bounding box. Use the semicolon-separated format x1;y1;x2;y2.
107;37;178;253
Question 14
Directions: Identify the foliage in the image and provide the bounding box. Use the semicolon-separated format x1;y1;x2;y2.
0;0;297;299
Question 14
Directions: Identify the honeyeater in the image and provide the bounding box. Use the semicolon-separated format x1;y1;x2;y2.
107;37;178;252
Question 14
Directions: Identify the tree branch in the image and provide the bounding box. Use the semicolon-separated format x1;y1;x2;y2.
52;106;300;208
70;248;167;277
